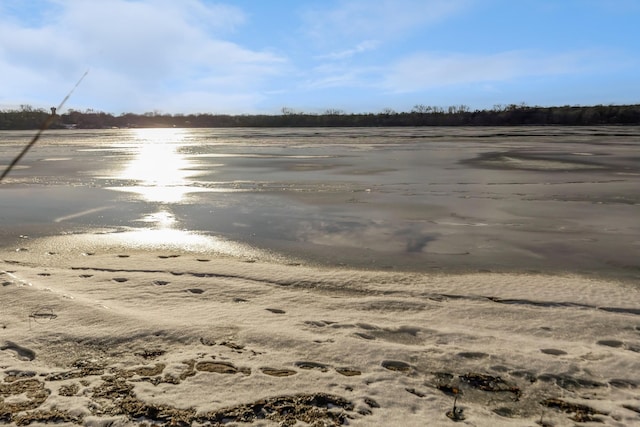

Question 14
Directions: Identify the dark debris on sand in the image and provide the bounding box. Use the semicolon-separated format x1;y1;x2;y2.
199;393;355;426
541;398;607;423
1;357;628;426
12;409;82;426
460;372;521;398
89;374;360;426
430;370;621;424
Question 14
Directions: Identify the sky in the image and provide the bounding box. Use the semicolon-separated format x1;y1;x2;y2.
1;0;639;115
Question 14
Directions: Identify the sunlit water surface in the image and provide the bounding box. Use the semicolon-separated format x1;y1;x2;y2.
1;127;639;279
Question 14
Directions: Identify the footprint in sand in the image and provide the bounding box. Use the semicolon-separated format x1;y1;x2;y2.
37;273;51;276
364;397;380;408
220;341;245;351
596;340;638;353
200;337;216;346
266;308;286;314
457;351;489;359
597;339;624;348
356;323;379;330
117;254;130;258
29;308;57;324
158;254;180;259
4;370;37;380
196;258;210;262
152;280;170;286
112;277;128;283
335;367;361;377
381;360;412;372
541;348;568;356
79;274;93;278
134;349;166;359
196;361;250;375
233;297;248;303
305;320;328;327
405;388;426;397
1;341;36;361
294;361;329;372
185;288;204;294
261;367;298;377
354;332;376;340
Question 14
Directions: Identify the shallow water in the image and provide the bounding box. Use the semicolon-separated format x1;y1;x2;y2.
1;127;639;279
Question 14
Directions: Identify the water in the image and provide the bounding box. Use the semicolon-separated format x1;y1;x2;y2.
1;127;639;279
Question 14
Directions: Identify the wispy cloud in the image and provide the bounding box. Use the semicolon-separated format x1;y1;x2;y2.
0;0;287;113
315;40;380;60
302;66;377;90
301;0;469;46
381;50;617;93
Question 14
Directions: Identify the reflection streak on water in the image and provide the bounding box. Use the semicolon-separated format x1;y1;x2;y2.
115;129;196;203
2;127;638;275
139;210;176;228
97;229;253;255
107;129;252;256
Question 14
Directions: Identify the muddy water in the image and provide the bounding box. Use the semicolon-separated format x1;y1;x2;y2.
1;127;639;280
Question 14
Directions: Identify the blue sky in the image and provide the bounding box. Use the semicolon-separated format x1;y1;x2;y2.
1;0;638;114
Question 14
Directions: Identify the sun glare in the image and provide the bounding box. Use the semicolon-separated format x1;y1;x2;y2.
115;129;200;203
132;128;187;143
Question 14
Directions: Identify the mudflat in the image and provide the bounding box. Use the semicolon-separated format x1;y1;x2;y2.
1;127;639;426
1;126;638;280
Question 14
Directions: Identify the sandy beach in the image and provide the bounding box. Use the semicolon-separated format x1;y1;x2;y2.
1;236;640;426
1;127;640;425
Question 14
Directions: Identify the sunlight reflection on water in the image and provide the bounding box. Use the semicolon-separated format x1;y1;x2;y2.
100;129;261;256
3;127;637;278
94;229;257;255
109;128;204;203
33;228;272;260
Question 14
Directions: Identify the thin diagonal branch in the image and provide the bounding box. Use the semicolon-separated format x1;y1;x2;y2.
0;70;89;182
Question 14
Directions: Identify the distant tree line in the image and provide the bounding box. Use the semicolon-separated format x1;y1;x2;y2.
1;103;639;130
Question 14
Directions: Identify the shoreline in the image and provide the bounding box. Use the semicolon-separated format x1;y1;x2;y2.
2;227;638;285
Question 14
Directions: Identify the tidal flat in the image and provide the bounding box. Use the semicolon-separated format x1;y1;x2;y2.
1;127;639;426
1;126;639;280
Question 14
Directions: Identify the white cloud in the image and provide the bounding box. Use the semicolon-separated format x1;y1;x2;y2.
0;0;288;113
381;50;612;93
302;0;469;45
301;62;379;90
2;0;635;114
